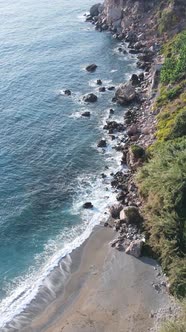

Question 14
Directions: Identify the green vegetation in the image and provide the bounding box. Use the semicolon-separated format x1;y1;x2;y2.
130;144;145;160
136;30;186;299
158;7;178;34
136;139;186;297
160;319;186;332
160;31;186;83
160;301;186;332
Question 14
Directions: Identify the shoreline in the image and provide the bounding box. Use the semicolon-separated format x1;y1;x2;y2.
20;224;174;332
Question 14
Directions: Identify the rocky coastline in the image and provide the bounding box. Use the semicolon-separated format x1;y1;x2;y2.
84;1;161;258
82;0;185;328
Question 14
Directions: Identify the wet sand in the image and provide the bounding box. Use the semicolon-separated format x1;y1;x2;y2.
23;225;171;332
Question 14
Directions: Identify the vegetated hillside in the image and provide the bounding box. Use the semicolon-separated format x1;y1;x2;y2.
136;30;186;299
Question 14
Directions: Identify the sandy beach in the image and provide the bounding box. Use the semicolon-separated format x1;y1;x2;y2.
22;225;171;332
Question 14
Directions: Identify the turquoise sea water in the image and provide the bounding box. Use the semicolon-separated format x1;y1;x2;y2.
0;0;137;329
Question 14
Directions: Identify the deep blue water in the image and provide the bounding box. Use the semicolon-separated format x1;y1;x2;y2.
0;0;137;328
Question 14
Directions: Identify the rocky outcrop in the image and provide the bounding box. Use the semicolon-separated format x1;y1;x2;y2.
102;0;123;30
103;120;125;133
115;82;138;105
102;0;157;34
90;3;104;17
83;93;98;102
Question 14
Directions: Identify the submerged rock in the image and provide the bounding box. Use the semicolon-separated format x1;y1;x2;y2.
81;111;91;117
99;86;106;92
64;89;71;96
96;79;102;85
107;86;115;91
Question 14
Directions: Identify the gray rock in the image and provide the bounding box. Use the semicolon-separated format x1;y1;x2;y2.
115;82;138;105
115;242;123;251
125;239;143;257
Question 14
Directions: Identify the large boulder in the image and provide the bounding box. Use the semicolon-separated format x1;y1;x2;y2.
103;121;125;133
130;74;140;86
125;240;143;258
83;93;98;103
90;3;103;17
127;124;139;137
120;206;142;224
125;31;138;43
115;82;138;105
110;204;123;219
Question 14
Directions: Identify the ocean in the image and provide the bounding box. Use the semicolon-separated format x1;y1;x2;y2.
0;0;137;329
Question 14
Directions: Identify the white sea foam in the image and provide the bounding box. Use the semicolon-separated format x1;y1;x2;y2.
0;129;124;331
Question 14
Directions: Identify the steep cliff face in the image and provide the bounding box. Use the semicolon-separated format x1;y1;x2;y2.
101;0;186;37
102;0;158;32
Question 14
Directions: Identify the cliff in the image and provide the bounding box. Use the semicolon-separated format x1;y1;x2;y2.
88;0;186;326
91;0;186;42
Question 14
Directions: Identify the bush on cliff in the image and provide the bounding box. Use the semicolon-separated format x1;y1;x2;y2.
161;31;186;84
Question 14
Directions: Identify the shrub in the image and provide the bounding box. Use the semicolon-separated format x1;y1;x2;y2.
170;109;186;139
136;138;186;297
131;144;145;159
